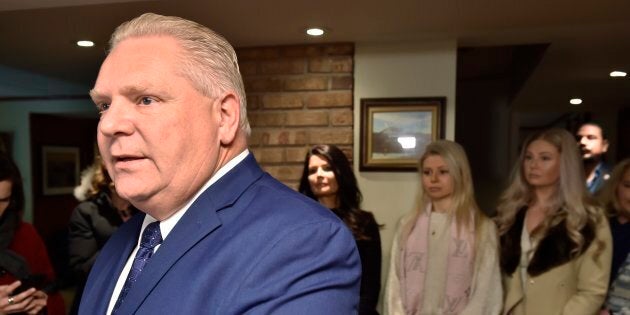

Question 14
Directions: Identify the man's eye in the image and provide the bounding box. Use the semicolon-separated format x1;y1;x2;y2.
140;97;154;105
98;103;111;113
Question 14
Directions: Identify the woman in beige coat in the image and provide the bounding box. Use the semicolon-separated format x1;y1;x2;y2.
497;128;612;315
385;140;502;315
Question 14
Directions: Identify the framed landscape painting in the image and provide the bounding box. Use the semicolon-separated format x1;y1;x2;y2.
360;97;445;171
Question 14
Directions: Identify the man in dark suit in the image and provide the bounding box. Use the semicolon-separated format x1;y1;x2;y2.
80;13;361;314
576;122;611;194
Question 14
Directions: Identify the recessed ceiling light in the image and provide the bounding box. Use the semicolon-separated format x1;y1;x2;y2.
77;40;94;47
610;71;627;77
569;98;583;105
306;28;325;36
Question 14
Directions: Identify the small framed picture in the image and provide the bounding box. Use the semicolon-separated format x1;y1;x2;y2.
42;146;80;195
360;97;445;171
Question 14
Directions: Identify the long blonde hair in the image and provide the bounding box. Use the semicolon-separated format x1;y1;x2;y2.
600;158;630;217
497;128;601;256
416;140;486;234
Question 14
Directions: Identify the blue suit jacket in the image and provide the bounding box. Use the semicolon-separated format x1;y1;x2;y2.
79;154;361;314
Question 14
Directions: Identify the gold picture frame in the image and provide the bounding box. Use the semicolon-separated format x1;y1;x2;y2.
360;97;445;171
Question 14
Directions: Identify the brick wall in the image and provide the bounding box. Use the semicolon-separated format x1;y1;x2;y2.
237;43;354;189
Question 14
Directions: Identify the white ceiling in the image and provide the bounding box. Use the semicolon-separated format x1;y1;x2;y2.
0;0;628;112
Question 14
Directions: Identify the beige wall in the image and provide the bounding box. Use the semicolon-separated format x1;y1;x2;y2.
353;40;458;310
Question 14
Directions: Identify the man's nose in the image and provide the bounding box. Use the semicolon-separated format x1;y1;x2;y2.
98;101;134;137
579;137;588;145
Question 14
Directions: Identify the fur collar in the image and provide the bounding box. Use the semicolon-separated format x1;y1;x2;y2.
500;207;595;276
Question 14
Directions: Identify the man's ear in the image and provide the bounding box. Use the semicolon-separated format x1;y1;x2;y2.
217;92;241;146
602;139;609;153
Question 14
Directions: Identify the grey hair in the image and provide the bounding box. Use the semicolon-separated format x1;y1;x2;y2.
109;13;250;135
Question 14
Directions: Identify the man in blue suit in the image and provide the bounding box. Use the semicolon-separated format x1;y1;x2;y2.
80;13;361;314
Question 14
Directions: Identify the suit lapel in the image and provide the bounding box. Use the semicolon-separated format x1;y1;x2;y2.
117;154;264;314
81;214;143;314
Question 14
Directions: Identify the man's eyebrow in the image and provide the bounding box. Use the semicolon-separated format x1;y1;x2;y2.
120;85;150;96
89;85;152;102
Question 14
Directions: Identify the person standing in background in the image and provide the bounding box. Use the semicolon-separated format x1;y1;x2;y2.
600;158;630;315
498;128;611;315
68;156;136;314
0;154;65;315
385;140;502;315
576;122;611;195
299;144;382;315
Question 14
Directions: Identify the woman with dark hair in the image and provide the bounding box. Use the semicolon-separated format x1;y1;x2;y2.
68;156;136;314
0;154;65;314
299;144;382;315
497;128;611;315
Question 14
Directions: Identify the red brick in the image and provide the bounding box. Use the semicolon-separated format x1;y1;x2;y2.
305;92;353;108
325;43;354;55
284;77;329;91
330;109;353;126
244;78;283;92
262;94;304;109
238;61;257;75
254;129;309;145
331;76;353;90
249;112;286;127
248;129;264;145
308;128;353;144
286;111;329;126
309;56;353;73
264;165;304;181
338;146;354;161
260;59;306;75
286;147;309;162
237;47;281;60
252;147;285;163
246;95;260;110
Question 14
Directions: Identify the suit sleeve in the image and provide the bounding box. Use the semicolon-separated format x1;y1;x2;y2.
68;203;100;277
562;215;613;315
226;219;361;315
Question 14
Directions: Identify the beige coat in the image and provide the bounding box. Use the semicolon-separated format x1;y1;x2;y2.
502;216;612;315
384;212;503;315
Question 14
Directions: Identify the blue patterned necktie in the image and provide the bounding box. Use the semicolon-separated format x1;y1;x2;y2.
112;221;162;314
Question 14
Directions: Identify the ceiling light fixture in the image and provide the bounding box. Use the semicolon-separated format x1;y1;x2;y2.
569;98;583;105
76;40;94;47
610;71;627;77
306;28;325;36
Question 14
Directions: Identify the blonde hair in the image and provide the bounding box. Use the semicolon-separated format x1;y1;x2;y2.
416;140;487;234
600;158;630;216
497;128;601;256
109;13;250;135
